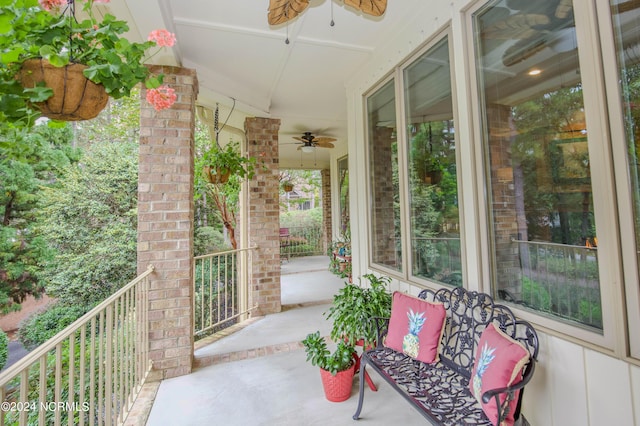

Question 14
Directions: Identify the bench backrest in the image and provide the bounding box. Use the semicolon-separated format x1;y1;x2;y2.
279;228;290;238
418;286;539;380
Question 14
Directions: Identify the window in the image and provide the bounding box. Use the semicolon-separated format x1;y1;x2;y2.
403;37;461;286
610;0;640;357
337;156;350;237
367;79;402;272
474;1;602;331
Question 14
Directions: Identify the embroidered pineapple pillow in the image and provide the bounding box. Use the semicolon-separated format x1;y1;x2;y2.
384;292;446;363
469;323;530;426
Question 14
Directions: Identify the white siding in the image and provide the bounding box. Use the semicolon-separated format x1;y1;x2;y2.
343;1;640;424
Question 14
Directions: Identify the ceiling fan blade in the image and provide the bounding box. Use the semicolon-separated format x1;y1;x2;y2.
268;0;310;25
343;0;387;16
315;142;335;148
313;137;336;144
292;136;305;142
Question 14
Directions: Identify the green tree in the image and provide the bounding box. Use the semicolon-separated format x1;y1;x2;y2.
36;141;138;305
0;124;80;312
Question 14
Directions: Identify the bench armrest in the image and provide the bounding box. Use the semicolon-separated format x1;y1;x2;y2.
370;317;390;349
482;358;536;422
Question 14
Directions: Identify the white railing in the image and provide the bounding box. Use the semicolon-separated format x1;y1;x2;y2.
0;265;154;426
193;247;256;338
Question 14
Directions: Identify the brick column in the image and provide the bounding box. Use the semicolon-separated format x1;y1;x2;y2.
138;66;198;380
245;117;281;315
321;169;332;253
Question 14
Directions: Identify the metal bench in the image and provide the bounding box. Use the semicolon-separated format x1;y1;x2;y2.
353;286;539;426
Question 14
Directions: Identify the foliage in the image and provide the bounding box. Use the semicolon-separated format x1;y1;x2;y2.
0;329;8;369
301;331;354;376
0;0;176;128
325;273;392;348
36;141;138;306
0;123;80;312
280;207;322;229
70;86;143;146
199;141;256;181
194;226;229;256
18;302;90;349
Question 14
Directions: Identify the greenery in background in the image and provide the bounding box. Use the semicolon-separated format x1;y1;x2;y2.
280;207;322;229
0;124;81;313
36;141;139;306
0;329;7;369
278;169;321;211
18;303;91;350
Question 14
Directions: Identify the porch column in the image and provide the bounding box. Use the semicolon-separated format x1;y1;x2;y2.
244;117;281;315
321;169;332;253
138;66;198;380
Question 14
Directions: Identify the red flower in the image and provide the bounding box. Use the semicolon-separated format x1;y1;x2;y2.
38;0;66;12
145;85;177;111
148;29;177;48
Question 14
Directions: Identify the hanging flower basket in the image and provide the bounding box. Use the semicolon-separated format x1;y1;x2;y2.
203;165;231;184
18;59;109;121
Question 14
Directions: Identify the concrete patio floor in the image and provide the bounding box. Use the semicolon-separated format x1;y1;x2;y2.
143;255;426;425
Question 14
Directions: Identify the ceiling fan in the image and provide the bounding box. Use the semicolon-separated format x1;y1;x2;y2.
290;132;336;153
268;0;387;26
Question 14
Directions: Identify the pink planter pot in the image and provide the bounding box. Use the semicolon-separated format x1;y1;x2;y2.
319;363;356;402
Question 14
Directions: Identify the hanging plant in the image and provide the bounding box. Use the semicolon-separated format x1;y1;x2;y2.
0;0;177;126
200;141;257;184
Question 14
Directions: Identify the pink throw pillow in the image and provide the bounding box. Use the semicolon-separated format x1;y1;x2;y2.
469;323;530;426
384;291;446;363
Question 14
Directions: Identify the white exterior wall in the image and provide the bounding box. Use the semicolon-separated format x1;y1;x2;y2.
342;1;640;424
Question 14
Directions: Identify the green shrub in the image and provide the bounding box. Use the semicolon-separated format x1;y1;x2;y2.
0;330;8;370
18;303;91;350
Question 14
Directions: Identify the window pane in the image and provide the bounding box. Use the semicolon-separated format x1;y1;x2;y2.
611;1;640;302
367;79;402;271
474;1;602;330
338;156;350;237
404;38;461;286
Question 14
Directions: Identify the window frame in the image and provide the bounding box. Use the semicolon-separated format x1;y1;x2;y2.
364;26;467;288
595;0;640;360
465;0;623;351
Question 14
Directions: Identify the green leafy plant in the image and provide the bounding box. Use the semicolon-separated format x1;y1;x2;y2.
325;273;392;348
0;330;8;370
200;141;257;182
301;331;354;376
0;0;177;127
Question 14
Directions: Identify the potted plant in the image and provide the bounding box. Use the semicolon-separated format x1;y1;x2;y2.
200;141;257;184
302;331;356;402
325;273;392;349
1;0;177;125
282;180;294;192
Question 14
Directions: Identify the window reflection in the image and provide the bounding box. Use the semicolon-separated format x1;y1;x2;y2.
611;0;640;296
474;0;602;330
404;38;462;286
367;79;402;272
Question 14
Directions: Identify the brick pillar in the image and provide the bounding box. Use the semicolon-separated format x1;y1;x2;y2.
138;66;198;380
245;117;281;315
321;169;332;253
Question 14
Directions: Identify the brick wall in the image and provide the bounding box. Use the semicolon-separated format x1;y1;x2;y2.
245;117;282;315
138;66;198;380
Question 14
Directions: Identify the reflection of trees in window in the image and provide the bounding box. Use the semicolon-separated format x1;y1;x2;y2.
408;120;461;285
511;85;595;247
337;157;350;237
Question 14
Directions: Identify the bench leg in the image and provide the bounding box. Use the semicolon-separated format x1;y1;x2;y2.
352;357;368;420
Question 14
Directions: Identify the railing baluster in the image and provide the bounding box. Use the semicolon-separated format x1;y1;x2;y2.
194;248;257;337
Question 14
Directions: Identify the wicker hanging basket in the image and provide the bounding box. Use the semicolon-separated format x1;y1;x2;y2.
203;165;231;184
18;59;109;121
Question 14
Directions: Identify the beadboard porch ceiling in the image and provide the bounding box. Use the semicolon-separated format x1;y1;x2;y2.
105;0;425;169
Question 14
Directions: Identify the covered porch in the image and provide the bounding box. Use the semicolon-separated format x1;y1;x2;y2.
136;255;425;425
